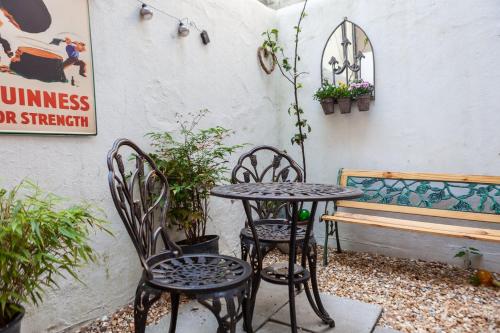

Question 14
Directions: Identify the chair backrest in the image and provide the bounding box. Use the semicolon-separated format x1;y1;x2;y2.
107;139;182;273
337;169;500;223
231;145;303;219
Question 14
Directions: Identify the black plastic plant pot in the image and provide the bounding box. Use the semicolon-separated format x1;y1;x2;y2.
320;98;335;114
0;306;24;333
178;235;219;254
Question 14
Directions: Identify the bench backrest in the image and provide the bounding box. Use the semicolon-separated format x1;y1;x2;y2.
337;169;500;223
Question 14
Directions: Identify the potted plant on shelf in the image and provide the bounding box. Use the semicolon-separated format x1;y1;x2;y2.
334;82;353;114
0;181;108;333
350;80;374;111
314;81;336;114
149;109;243;255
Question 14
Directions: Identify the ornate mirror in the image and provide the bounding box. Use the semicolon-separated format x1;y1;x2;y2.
321;17;375;98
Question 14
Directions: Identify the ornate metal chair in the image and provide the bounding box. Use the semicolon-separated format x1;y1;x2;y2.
231;145;314;320
107;139;253;333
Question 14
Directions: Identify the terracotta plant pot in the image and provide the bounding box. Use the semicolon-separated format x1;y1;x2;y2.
0;306;24;333
177;235;219;254
356;93;371;111
320;98;335;114
337;98;352;114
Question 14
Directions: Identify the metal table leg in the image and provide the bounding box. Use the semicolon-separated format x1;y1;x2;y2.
301;201;335;327
243;199;334;332
288;202;299;332
242;200;263;330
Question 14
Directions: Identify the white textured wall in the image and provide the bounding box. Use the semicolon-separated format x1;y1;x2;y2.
276;0;500;271
0;0;278;332
3;0;500;331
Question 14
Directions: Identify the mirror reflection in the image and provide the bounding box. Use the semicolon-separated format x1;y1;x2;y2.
321;18;375;97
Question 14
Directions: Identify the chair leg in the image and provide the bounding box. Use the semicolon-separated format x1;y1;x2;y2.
198;285;246;333
242;281;254;333
134;279;161;333
169;293;180;333
295;241;303;292
241;235;249;261
224;295;239;333
248;247;262;324
334;221;342;253
323;222;329;266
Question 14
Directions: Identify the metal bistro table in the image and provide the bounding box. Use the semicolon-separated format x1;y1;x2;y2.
211;182;363;333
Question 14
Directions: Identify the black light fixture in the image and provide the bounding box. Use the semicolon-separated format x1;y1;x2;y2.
200;30;210;45
178;22;190;37
136;1;210;45
140;4;153;20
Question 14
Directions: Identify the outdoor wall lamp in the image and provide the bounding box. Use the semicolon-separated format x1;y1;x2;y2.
200;30;210;44
178;22;190;37
140;4;153;20
137;1;209;45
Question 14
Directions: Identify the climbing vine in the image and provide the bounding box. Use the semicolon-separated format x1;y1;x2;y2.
262;0;310;181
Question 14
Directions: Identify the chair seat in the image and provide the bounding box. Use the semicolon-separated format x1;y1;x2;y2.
147;254;252;294
240;222;308;242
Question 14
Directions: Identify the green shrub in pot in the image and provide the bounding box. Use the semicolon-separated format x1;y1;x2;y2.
0;181;109;332
148;110;243;253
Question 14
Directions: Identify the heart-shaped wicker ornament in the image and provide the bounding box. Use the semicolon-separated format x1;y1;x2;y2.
257;46;276;75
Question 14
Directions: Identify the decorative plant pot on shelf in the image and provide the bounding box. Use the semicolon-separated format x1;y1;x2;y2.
178;235;220;255
320;98;335;114
337;98;352;114
0;306;24;333
356;93;371;111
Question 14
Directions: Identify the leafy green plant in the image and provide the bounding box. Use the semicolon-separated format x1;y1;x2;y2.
333;82;352;99
148;110;243;244
0;181;109;327
261;0;310;180
454;246;482;270
468;274;481;286
314;81;336;101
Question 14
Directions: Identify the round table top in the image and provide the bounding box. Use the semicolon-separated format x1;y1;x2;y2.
211;182;363;202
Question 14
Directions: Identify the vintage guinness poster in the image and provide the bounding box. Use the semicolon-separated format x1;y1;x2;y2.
0;0;96;135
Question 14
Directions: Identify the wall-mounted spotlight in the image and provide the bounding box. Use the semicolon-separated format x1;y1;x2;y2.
178;22;190;37
140;4;153;20
200;30;210;45
137;2;209;45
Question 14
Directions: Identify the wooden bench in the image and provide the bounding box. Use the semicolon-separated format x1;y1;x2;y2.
321;169;500;265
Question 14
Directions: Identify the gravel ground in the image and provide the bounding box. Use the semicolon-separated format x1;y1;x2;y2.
78;247;499;333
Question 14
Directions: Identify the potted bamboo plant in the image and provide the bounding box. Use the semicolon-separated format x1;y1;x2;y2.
149;110;243;254
350;80;374;111
334;82;353;114
314;81;336;114
0;181;108;333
